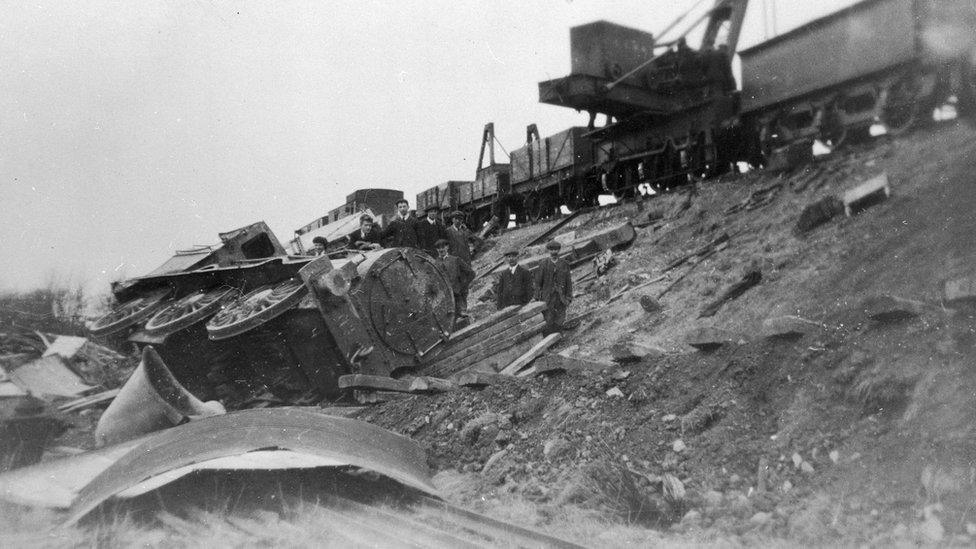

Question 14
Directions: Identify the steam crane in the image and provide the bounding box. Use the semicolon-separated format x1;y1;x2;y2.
538;0;753;191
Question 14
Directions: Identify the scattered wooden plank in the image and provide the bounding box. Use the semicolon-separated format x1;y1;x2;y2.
353;390;414;404
57;388;120;413
338;374;413;393
464;334;544;373
499;333;562;376
843;173;890;216
427;319;546;377
438;302;546;358
861;294;929;323
430;309;546;368
698;269;762;318
455;371;508;388
408;376;457;393
446;305;520;344
515;353;573;378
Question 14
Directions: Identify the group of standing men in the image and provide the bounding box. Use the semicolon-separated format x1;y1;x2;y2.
347;199;478;320
313;197;570;333
494;240;572;335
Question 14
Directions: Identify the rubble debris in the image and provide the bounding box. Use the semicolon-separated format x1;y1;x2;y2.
8;355;94;399
57;388;121;414
943;274;976;307
843;173;891;216
593;249;615;276
606;387;625;398
41;336;90;360
543;437;572;459
408;376;457;393
0;395;68;472
861;294;929;322
455;371;506;388
672;439;687;453
460;412;511;446
610;342;662;364
761;315;822;339
698;269;762;318
793;195;845;236
724;182;782;215
685;327;735;352
354;390;414;404
58;408;437;524
499;333;562;375
516;354;569;378
639;295;663;313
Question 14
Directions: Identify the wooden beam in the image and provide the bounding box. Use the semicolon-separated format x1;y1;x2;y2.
339;374;413;393
427;319;546;377
499;333;562;376
408;376;457;393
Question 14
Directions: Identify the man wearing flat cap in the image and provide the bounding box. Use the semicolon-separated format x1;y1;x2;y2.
446;211;475;266
435;238;474;320
535;240;572;334
495;248;533;310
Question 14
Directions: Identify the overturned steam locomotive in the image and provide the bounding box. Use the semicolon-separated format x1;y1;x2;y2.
90;222;455;409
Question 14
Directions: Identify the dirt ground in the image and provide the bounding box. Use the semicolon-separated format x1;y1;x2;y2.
4;122;976;547
360;121;976;546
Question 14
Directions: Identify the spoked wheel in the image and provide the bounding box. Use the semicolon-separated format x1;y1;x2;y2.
145;287;239;336
90;288;171;337
881;76;922;135
206;279;307;341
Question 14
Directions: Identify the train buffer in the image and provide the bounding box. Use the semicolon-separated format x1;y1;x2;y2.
843;173;891;217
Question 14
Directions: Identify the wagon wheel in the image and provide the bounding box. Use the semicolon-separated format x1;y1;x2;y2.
818;101;848;150
89;289;171;337
144;287;239;336
206;279;307;341
881;76;922;135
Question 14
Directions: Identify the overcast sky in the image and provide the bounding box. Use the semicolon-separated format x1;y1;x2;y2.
0;0;855;294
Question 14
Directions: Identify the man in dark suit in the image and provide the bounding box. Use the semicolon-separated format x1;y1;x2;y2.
495;248;533;309
445;211;475;265
347;215;383;250
415;209;447;256
382;199;419;248
535;240;572;334
434;238;475;319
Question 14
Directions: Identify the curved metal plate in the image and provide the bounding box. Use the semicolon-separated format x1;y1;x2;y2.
64;407;438;525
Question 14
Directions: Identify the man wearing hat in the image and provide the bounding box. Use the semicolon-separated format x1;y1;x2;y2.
446;211;474;266
310;236;329;256
434;238;474;319
495;248;533;309
415;208;447;257
535;240;572;334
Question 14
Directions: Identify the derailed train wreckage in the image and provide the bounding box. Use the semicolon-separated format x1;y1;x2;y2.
18;0;974;522
89;222;456;412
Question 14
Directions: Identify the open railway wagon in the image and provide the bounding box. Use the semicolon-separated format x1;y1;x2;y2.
88;223;456;411
739;0;976;151
537;0;976;195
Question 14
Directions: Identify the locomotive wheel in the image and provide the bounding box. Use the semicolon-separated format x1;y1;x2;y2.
145;287;238;336
206;279;307;341
90;289;171;337
881;76;921;135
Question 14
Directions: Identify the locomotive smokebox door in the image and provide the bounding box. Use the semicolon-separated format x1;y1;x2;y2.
300;248;454;377
363;249;454;357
